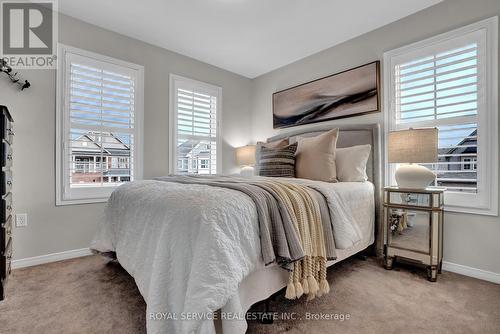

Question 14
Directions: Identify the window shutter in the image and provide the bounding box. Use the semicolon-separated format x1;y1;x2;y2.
396;43;478;123
66;55;136;189
173;79;219;175
392;41;481;193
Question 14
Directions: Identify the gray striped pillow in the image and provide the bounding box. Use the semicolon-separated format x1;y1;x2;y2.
258;142;298;177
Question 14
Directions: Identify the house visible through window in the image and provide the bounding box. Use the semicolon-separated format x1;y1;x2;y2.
56;44;144;205
384;17;498;215
170;75;221;175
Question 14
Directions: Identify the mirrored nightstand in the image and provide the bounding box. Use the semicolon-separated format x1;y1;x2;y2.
383;186;445;282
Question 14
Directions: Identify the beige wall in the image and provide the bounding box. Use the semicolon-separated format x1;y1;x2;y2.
250;0;500;274
2;14;252;260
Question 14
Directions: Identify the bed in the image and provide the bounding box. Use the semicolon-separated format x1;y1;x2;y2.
91;123;383;334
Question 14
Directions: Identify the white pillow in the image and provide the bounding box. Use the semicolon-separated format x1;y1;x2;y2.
335;144;371;182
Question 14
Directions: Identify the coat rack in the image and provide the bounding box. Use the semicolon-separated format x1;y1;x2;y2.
1;59;31;90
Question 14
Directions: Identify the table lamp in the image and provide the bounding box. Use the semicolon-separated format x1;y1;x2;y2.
388;128;438;189
236;145;256;177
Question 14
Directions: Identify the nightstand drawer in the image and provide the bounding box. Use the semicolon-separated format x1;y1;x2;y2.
386;207;431;254
388;191;431;208
1;170;12;196
1;215;12;250
1;112;13;145
2;142;13;169
1;238;12;279
2;192;12;222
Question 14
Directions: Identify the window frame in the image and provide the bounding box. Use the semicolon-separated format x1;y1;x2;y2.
56;44;144;206
169;74;222;175
383;17;498;216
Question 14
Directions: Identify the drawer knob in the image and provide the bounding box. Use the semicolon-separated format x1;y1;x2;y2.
6;181;12;186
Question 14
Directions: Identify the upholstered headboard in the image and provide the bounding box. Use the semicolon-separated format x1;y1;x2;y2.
266;123;383;256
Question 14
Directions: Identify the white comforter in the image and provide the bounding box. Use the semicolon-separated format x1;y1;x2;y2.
91;178;363;334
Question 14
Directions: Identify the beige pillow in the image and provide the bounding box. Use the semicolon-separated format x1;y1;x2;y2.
295;129;339;182
336;144;371;182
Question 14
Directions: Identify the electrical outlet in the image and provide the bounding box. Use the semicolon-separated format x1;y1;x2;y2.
15;213;28;227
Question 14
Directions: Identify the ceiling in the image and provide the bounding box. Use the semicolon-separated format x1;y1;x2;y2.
59;0;442;78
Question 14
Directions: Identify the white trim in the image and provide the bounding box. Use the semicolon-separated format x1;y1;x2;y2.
443;261;500;284
56;43;144;206
10;249;499;285
169;74;176;174
169;74;222;175
383;16;498;216
11;248;93;269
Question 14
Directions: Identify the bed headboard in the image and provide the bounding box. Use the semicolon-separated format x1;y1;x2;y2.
266;123;383;256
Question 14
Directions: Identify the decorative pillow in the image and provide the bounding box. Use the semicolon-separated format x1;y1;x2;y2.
260;138;289;148
255;138;289;173
258;142;298;177
336;144;371;182
295;129;339;182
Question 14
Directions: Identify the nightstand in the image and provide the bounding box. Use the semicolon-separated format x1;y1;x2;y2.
383;186;444;282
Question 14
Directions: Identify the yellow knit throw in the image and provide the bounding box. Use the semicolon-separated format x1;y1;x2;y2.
259;180;330;300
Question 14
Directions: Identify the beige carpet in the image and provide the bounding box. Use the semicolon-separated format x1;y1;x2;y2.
0;255;499;334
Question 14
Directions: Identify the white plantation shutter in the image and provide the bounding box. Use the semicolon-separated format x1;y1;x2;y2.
396;44;479;124
56;45;144;204
171;75;221;175
385;18;498;215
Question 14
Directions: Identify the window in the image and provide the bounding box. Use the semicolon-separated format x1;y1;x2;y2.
462;157;477;171
169;74;221;175
56;44;144;205
200;159;209;169
177;159;188;171
118;157;129;169
384;17;498;215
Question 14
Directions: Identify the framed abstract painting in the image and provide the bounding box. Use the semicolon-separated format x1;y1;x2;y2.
272;61;380;129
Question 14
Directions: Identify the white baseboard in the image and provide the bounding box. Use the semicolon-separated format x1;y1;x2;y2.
11;248;93;269
443;261;500;284
10;249;500;285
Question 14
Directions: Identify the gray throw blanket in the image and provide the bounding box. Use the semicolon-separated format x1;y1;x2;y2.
154;175;337;270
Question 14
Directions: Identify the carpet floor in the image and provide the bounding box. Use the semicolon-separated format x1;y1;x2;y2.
0;255;499;334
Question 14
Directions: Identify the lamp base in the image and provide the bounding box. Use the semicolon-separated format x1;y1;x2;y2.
395;164;435;189
240;166;254;177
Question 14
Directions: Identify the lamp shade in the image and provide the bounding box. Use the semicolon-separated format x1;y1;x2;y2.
388;128;438;163
236;145;256;167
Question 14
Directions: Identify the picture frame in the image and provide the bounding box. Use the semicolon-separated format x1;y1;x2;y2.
272;61;381;129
